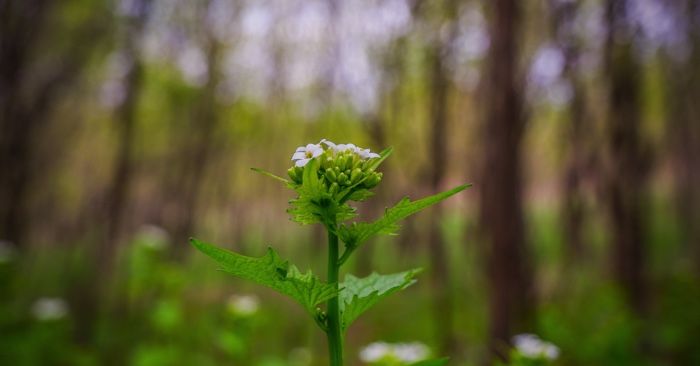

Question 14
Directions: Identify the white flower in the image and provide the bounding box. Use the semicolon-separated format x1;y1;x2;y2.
291;143;324;167
0;240;17;264
32;297;68;321
319;139;381;160
513;334;559;360
319;139;336;149
226;294;259;316
136;224;169;250
357;148;380;159
359;341;430;363
359;342;392;362
393;342;430;362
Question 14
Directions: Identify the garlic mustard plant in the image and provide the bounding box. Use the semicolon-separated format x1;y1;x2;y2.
190;140;470;366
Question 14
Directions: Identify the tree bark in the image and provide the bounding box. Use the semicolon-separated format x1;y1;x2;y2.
479;0;533;360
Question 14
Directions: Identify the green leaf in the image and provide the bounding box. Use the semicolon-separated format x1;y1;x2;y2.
366;146;393;172
338;184;471;249
289;158;357;225
251;167;289;184
409;357;450;366
339;269;422;331
190;238;338;315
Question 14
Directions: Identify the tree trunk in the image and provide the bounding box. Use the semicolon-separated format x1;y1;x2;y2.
0;0;52;247
604;0;650;315
479;0;533;360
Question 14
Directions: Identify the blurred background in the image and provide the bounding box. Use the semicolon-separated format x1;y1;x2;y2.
1;0;699;365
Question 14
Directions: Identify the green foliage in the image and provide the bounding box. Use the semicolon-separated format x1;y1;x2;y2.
338;184;471;254
190;239;338;316
287;158;358;226
408;358;450;366
339;269;422;331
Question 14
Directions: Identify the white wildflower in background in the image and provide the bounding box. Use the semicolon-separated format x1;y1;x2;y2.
513;333;560;360
136;224;170;250
32;297;68;321
226;294;260;317
359;341;430;364
291;143;324;167
288;347;313;366
392;342;430;363
0;240;16;264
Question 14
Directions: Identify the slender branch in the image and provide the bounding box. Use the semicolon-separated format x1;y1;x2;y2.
326;223;344;366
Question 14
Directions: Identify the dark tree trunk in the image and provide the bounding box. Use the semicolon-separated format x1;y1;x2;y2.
170;33;222;257
604;0;650;315
666;0;700;277
0;0;52;247
479;0;533;360
549;0;588;261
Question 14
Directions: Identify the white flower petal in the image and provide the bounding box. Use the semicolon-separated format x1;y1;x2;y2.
320;139;336;148
295;158;311;167
292;151;306;160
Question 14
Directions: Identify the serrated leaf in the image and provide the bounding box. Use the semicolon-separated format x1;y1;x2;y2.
339;269;422;331
190;238;338;315
409;357;450;366
338;184;471;249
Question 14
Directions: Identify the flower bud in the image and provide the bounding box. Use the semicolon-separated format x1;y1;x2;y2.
350;168;363;184
329;182;339;195
288;167;301;183
363;172;382;188
337;172;348;185
325;169;337;183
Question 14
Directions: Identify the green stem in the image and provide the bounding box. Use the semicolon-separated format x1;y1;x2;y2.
326;224;343;366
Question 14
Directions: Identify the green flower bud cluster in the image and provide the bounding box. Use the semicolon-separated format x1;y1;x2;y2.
287;143;383;201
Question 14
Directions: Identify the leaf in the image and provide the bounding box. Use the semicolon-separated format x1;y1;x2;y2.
190;238;338;315
409;357;450;366
339;269;422;331
366;146;393;172
251;167;289;184
338;184;471;249
289;158;357;225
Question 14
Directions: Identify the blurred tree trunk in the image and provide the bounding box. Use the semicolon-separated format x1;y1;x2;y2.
170;25;223;257
424;0;460;356
549;0;588;261
665;0;700;276
0;0;53;247
479;0;533;360
604;0;651;315
102;0;152;276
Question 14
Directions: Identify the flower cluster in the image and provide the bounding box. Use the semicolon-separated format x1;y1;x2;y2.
359;341;430;364
288;139;384;198
512;334;560;361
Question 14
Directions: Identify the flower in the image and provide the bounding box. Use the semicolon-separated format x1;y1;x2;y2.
359;341;430;364
513;333;559;360
32;297;68;321
226;294;260;317
0;240;17;264
359;342;392;362
291;143;324;167
319;139;380;160
135;224;169;250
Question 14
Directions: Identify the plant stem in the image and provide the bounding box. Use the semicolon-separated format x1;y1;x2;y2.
326;224;343;366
